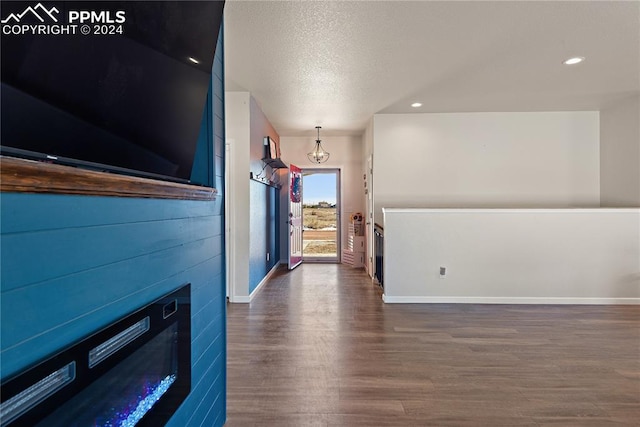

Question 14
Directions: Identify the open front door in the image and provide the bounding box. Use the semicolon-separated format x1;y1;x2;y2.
288;164;303;270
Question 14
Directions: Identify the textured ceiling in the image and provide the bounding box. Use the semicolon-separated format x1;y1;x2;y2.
224;0;640;137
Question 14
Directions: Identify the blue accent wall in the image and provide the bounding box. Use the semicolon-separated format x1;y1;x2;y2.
248;181;279;294
246;96;281;296
1;25;226;427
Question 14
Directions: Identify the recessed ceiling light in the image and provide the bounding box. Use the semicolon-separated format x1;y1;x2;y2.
188;57;200;64
563;56;585;65
411;102;422;108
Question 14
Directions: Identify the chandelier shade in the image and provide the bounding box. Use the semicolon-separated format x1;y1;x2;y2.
307;126;330;164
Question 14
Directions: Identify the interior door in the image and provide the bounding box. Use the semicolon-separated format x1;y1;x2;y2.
288;164;303;270
365;155;374;276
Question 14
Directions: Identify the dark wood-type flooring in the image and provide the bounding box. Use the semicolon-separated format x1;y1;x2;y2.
226;264;640;426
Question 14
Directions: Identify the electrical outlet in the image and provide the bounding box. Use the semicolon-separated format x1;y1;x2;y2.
266;252;270;261
439;266;446;278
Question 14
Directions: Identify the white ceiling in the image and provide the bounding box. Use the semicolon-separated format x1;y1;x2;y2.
224;0;640;137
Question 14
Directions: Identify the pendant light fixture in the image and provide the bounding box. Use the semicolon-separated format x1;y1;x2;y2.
307;126;330;164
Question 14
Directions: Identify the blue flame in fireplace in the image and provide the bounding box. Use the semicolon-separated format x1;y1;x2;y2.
99;374;176;427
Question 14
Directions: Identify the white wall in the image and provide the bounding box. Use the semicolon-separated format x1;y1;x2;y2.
225;92;251;300
279;135;364;262
600;95;640;207
383;208;640;304
249;97;280;176
373;112;600;223
226;92;282;302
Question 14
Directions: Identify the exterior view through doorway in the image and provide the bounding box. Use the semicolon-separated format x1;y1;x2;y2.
302;169;340;263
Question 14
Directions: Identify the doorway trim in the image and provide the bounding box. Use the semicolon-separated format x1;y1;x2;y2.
301;168;341;263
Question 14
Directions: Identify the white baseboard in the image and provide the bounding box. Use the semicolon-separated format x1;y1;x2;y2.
248;262;281;302
382;295;640;305
229;262;282;304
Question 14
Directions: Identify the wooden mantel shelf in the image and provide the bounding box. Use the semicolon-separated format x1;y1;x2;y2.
0;156;217;201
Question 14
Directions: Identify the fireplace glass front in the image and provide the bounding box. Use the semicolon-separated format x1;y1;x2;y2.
38;322;178;427
0;284;191;427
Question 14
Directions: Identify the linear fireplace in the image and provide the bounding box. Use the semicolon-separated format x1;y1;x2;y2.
0;284;191;427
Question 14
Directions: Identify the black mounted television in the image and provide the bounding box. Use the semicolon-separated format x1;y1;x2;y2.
1;1;225;184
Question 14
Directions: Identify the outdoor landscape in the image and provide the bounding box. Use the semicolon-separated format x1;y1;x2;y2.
302;204;337;256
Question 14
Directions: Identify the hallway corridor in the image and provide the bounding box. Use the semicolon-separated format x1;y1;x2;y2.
226;264;639;426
